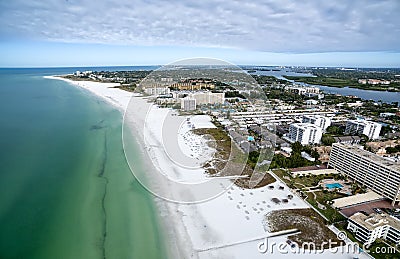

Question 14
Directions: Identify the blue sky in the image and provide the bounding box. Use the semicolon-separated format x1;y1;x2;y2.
1;0;400;67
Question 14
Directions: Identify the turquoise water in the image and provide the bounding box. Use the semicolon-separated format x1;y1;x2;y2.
325;183;343;189
0;69;166;258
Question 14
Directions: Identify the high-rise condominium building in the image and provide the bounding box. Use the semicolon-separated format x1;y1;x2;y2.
287;123;323;145
302;115;332;131
181;98;196;111
345;120;382;140
328;143;400;205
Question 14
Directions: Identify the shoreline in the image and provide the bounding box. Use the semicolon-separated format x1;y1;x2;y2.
46;75;368;259
45;75;195;259
43;76;134;111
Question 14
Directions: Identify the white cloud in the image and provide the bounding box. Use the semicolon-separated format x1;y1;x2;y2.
0;0;399;52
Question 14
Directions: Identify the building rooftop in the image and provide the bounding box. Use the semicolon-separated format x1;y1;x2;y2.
303;114;327;119
347;119;380;126
291;122;321;130
290;168;338;177
332;191;383;208
333;143;400;172
350;212;400;231
333;136;361;142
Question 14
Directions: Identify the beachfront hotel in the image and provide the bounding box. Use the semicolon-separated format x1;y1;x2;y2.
345;120;382;140
347;212;400;245
328;143;400;205
286;123;323;145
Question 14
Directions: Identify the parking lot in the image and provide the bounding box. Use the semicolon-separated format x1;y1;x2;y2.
340;199;399;217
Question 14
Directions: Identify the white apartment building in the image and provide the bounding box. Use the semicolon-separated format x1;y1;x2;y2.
181;98;196;111
302;115;332;131
347;212;400;245
187;92;225;105
287;123;323;145
328;143;400;205
345;120;382;140
144;86;170;96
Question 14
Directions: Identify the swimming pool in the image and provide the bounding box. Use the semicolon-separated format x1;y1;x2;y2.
325;183;344;189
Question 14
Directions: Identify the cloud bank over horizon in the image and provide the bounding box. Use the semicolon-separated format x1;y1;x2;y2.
1;0;399;53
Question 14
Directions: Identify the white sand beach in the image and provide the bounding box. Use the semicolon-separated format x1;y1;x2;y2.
43;76;133;111
46;76;368;259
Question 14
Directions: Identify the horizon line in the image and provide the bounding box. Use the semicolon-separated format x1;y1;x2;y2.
1;65;400;69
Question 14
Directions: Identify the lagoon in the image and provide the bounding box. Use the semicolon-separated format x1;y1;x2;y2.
270;69;400;105
317;85;400;105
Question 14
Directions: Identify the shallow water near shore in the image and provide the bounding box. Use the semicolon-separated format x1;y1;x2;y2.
0;69;166;258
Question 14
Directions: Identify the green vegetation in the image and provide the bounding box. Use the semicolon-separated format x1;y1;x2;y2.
270;142;320;169
274;169;347;189
299;143;320;160
193;126;275;188
334;222;357;240
235;171;276;189
224;90;246;99
192;127;232;175
306;192;347;223
285;67;400;91
273;169;349;223
386;145;400;154
367;240;400;259
284;75;360;88
270;153;310;169
62;74;95;81
252;75;288;85
321;134;335;146
380;125;393;136
115;84;136;92
247;151;263;169
265;208;343;249
322;93;361;106
359;101;399;118
284;75;399;91
264;87;305;103
350;183;367;194
326;125;344;135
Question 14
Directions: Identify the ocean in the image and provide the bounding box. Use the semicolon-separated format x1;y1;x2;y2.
0;68;166;258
